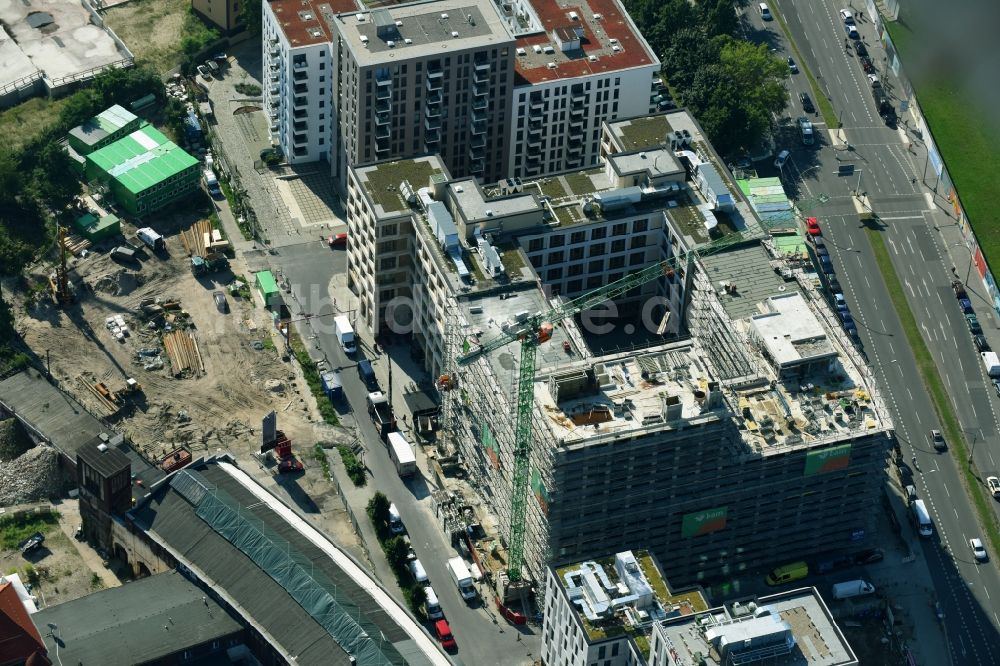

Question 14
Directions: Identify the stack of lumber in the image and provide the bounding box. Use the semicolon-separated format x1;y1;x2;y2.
163;330;204;376
180;219;229;257
62;234;91;255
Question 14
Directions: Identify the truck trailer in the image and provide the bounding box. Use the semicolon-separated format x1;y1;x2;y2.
367;391;396;440
387;431;416;477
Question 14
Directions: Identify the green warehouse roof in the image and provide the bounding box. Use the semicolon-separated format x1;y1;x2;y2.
69;104;138;148
255;270;279;296
88;125;198;195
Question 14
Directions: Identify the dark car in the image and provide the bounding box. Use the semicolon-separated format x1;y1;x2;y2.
787;56;798;73
853;41;868;57
975;334;991;353
967;313;983;335
19;532;45;555
815;554;853;574
799;92;815;113
357;359;379;391
953;280;967;299
959;298;974;314
213;290;229;314
993;378;1000;398
853;548;884;565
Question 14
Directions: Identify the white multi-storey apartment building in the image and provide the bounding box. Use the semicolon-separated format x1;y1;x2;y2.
262;0;353;164
499;0;661;179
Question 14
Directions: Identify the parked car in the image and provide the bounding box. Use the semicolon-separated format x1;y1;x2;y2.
834;293;847;307
839;8;855;24
774;149;791;169
434;619;457;650
759;2;772;20
967;313;983;334
959;297;974;314
930;429;947;452
974;334;990;352
853;548;884;565
867;74;882;90
409;558;428;584
787;56;798;73
987;476;1000;499
806;217;822;236
213;290;229;314
970;537;988;562
19;532;44;555
953;280;967;298
853;41;868;57
327;232;348;248
993;378;1000;398
845;23;859;39
800;92;815;113
839;311;853;325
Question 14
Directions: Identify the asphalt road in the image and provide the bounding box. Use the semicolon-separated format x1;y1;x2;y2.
270;241;539;665
753;1;1000;661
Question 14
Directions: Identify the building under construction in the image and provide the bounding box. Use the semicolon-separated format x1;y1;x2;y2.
345;109;894;597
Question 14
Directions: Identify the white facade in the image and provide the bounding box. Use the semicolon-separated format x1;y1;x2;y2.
509;64;660;179
262;3;331;164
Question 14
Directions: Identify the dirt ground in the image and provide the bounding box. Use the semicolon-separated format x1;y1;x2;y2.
13;209;319;465
103;0;189;74
1;505;117;609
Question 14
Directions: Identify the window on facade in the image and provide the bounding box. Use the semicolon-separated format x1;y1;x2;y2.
609;256;625;269
567;279;582;292
612;223;626;236
569;247;584;261
549;235;565;248
547;250;564;264
633;219;648;232
611;239;625;253
568;263;583;276
570;231;586;244
588;242;605;257
588;259;603;273
528;238;544;252
530;255;542;268
591;227;606;240
629;252;645;266
586;276;602;289
547;268;562;281
380;257;397;270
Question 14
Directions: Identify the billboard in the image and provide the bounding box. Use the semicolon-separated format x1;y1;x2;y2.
480;420;500;469
804;443;852;476
681;506;728;538
531;467;550;514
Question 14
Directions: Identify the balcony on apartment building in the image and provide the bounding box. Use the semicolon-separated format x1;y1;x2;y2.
470;118;486;135
293;96;308;110
294;69;309;82
470;158;485;175
472;80;489;97
426;89;443;105
269;70;279;84
528;98;545;115
292;132;309;147
424;102;441;119
375;107;391;126
375;137;390;154
425;114;442;132
269;45;279;58
269;84;279;96
473;62;490;83
471;96;487;111
293;106;308;120
470;134;486;149
424;128;441;150
376;83;392;101
293;83;309;96
293;120;308;133
375;124;390;140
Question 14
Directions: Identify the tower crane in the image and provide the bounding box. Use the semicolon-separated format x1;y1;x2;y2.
453;219;781;588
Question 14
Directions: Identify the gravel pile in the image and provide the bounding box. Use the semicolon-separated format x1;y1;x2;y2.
0;444;61;506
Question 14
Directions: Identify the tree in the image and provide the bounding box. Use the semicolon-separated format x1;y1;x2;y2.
31;142;81;213
367;491;390;530
0;148;23;207
700;0;739;38
56;88;104;133
404;584;427;615
239;0;262;34
661;28;719;92
384;535;409;572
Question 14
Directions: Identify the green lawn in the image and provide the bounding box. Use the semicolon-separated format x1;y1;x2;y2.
885;20;1000;267
0;97;72;151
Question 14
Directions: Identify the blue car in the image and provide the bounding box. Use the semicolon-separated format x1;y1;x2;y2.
959;298;973;314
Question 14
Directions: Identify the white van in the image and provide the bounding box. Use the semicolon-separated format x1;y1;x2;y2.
911;499;933;537
831;579;876;600
409;558;428;584
759;3;772;20
424;586;444;619
388;503;404;534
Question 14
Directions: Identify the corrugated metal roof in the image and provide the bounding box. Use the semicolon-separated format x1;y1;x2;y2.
87;125;198;195
255;270;279;295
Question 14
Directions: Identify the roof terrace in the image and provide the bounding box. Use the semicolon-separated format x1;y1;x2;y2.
352;156;446;217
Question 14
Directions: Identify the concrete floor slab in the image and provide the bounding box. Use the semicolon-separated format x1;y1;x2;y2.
0;27;39;89
0;0;125;84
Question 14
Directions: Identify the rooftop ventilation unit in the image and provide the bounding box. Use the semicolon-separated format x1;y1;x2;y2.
395;20;403;26
612;44;621;52
543;45;555;54
355;12;364;21
547;62;556;69
533;44;542;54
588;55;597;62
404;38;412;44
516;47;526;56
569;10;579;20
387;40;395;47
441;12;449;19
593;12;603;19
452;31;459;37
360;35;369;44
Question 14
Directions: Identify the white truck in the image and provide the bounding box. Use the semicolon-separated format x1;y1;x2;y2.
423;586;444;619
203;168;221;198
982;351;1000;378
911;499;933;538
388;432;416;477
334;315;356;355
136;227;164;252
831;579;876;600
447;556;476;602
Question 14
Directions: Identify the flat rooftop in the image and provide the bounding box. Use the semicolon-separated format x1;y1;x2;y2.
700;242;802;321
68;104;137;148
449;179;541;223
352;155;448;218
553;550;707;646
0;27;40;90
0;0;126;86
268;0;347;47
34;571;242;666
513;0;656;84
658;588;858;666
332;0;513;66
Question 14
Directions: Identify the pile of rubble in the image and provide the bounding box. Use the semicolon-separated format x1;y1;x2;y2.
0;444;62;506
93;269;143;296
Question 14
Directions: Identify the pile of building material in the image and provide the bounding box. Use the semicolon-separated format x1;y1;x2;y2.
61;233;91;256
180;219;229;258
104;314;130;342
163;330;204;377
0;444;61;507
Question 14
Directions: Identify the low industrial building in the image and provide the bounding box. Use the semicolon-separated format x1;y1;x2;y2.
647;588;858;666
0;576;48;666
540;550;707;666
113;454;451;666
32;571;245;666
84;123;200;217
73;211;121;242
67;105;142;159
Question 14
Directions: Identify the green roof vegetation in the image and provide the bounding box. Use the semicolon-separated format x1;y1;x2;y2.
361;160;442;213
538;177;568;199
563;168;604;197
495;241;526;274
616;116;674;152
87;124;197;194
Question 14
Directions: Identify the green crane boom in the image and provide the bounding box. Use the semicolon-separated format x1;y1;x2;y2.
455;216;787;582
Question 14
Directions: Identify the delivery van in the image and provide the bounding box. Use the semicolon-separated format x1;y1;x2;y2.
765;561;809;586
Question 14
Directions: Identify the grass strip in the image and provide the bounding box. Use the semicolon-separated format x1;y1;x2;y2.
288;329;340;426
770;4;838;128
864;221;1000;556
337;445;366;487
